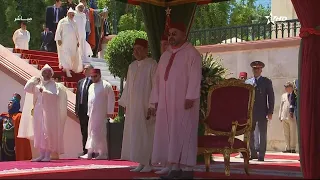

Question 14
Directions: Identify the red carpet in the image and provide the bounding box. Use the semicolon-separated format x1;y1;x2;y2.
0;168;301;179
0;155;302;179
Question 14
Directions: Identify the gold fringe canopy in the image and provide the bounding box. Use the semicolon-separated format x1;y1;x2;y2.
125;0;229;7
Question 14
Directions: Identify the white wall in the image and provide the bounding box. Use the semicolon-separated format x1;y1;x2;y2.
208;46;299;151
271;0;297;20
0;71;26;113
0;70;83;158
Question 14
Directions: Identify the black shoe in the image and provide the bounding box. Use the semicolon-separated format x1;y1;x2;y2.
160;170;182;179
291;150;296;153
282;150;291;153
250;154;258;160
178;171;194;179
258;157;265;161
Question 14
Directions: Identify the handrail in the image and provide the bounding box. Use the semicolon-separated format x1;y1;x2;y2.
189;19;301;45
0;45;79;123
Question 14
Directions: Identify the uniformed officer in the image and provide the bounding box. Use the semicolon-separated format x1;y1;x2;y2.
290;79;298;120
245;61;275;161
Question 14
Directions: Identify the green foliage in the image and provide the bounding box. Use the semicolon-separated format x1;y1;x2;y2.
97;0;144;33
198;53;228;136
229;0;270;25
0;0;49;49
118;12;145;32
105;30;147;79
113;115;124;123
192;0;270;30
192;2;230;30
118;13;136;32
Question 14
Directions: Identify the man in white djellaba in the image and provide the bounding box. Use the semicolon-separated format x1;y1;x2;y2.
119;38;157;172
75;3;93;63
22;64;67;162
12;21;30;50
55;7;82;78
84;68;115;160
149;22;202;179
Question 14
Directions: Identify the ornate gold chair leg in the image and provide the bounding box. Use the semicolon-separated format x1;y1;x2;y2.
242;151;250;175
223;149;231;176
204;153;211;172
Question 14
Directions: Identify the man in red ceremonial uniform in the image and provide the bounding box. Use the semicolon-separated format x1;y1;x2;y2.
150;22;202;179
0;94;32;161
239;72;248;81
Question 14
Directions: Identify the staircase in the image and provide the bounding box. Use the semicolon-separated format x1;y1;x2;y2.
11;48;119;118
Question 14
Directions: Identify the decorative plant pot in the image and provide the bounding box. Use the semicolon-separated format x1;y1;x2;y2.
106;120;124;160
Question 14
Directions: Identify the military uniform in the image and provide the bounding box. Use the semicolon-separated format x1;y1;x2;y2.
290;79;298;120
245;61;275;161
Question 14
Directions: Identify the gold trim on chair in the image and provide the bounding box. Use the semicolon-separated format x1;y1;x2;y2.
198;78;255;176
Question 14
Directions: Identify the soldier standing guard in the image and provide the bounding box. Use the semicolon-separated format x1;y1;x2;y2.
245;61;275;161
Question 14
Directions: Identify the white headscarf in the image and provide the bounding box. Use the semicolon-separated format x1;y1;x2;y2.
67;7;76;15
76;2;85;12
40;64;54;77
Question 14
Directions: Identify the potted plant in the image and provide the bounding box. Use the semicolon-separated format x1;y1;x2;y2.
197;53;228;163
106;116;124;159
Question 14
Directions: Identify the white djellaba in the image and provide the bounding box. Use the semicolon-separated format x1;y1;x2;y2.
75;3;93;63
18;64;68;162
55;7;82;77
119;58;157;173
84;73;115;160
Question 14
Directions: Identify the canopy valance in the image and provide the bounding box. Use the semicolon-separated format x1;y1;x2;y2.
115;0;229;6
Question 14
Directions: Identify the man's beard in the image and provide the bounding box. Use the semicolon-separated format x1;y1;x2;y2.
169;38;182;46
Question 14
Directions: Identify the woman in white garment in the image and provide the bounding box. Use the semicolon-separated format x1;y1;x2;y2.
75;3;93;63
12;21;30;50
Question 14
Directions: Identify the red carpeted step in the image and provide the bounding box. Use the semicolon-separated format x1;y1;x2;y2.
30;59;59;66
13;48;58;57
22;54;58;62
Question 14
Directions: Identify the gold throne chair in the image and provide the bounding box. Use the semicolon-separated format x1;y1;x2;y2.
197;78;255;176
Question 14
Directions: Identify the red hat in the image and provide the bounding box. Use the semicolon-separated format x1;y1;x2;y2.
239;72;247;78
134;38;148;48
161;34;168;41
91;69;101;75
169;22;186;33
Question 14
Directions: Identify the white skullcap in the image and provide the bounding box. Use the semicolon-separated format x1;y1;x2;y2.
40;64;54;77
78;2;84;6
67;7;76;14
